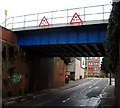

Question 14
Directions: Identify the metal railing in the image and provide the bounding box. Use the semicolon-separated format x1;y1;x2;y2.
1;4;112;30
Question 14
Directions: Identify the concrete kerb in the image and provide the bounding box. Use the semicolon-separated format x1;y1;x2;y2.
2;78;93;106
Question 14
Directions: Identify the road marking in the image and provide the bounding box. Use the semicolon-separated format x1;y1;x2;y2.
62;98;70;103
93;79;110;107
101;79;110;94
61;79;95;103
89;86;92;89
57;79;94;93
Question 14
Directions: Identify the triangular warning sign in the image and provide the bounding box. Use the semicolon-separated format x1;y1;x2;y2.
70;13;82;24
39;16;49;27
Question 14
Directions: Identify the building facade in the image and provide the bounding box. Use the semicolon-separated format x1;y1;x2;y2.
66;57;85;80
84;57;100;78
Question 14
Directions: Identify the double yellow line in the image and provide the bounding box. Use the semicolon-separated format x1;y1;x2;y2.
93;79;110;106
57;79;94;93
101;79;110;94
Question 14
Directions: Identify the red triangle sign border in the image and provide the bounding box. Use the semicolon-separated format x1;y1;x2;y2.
39;16;49;27
70;13;83;24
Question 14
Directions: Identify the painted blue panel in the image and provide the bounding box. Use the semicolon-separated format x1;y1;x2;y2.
68;32;77;44
78;32;87;43
99;31;106;42
32;35;41;45
24;35;33;45
40;35;49;45
88;31;98;43
18;36;23;45
17;24;107;45
18;35;31;45
49;33;58;44
58;32;67;44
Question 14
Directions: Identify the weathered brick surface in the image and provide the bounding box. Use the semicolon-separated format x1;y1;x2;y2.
2;43;30;97
2;27;65;97
49;58;65;88
0;27;17;43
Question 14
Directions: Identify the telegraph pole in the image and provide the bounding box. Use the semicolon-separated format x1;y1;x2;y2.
5;10;7;27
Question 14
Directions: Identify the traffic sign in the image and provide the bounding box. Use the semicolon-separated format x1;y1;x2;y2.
39;16;49;27
70;13;82;24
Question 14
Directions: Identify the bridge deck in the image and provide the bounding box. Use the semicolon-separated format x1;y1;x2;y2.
16;23;107;57
13;20;108;31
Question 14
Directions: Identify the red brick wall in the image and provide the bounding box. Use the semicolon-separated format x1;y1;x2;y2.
14;51;29;94
1;27;29;97
50;57;65;88
2;45;30;97
1;27;66;97
0;27;17;43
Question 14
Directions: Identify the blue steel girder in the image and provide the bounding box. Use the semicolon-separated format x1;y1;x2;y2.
16;24;107;46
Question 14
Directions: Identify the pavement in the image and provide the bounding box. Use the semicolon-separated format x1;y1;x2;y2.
2;78;116;108
97;78;117;108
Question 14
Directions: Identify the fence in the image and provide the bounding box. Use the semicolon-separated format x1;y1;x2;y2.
1;4;112;30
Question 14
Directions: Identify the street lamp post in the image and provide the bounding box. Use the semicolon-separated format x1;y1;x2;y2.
5;10;7;27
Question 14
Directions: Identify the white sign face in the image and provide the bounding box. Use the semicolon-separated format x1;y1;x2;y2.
39;16;49;27
81;57;85;69
70;13;82;24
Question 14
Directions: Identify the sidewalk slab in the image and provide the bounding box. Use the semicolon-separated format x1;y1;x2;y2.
98;78;117;108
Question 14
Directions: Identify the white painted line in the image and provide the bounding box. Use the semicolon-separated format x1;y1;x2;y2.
89;86;92;89
62;98;70;103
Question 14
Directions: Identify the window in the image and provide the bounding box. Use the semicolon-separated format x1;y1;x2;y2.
89;62;91;65
94;67;98;70
95;57;97;59
90;57;92;59
94;62;98;65
94;72;98;76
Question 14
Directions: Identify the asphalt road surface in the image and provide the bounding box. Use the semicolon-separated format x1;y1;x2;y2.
9;78;115;108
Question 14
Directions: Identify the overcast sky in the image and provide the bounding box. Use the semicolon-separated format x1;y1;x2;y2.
0;0;112;24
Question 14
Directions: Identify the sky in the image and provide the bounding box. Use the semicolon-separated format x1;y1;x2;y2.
0;0;112;24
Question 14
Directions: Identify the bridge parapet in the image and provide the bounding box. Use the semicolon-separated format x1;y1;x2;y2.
1;4;112;31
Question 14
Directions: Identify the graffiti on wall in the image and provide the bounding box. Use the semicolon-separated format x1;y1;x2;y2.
8;73;21;83
12;73;21;83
